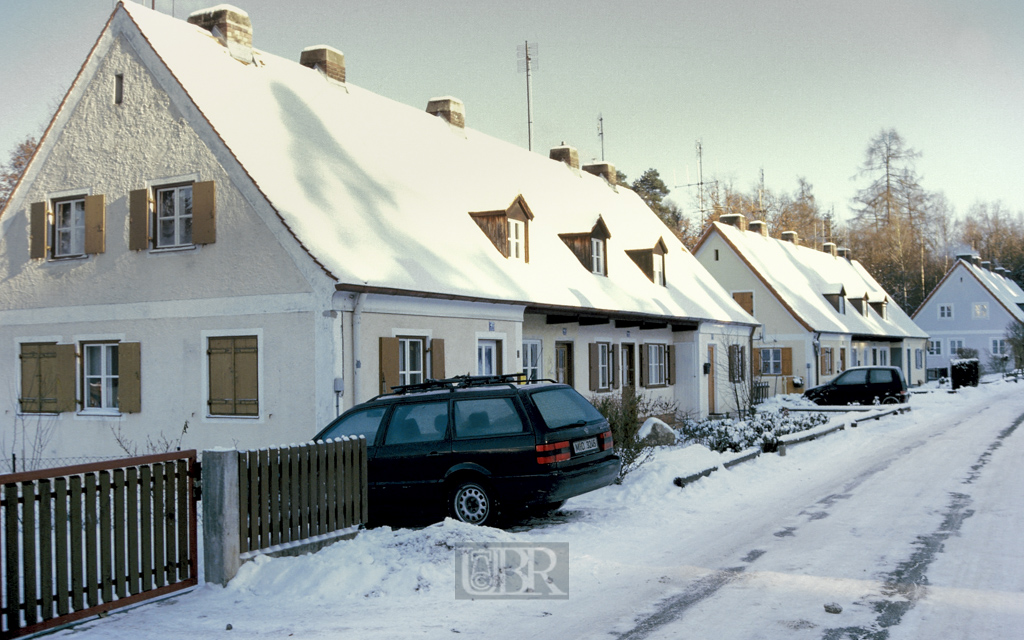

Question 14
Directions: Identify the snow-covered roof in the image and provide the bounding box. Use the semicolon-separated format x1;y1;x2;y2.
112;4;754;326
702;222;928;339
917;259;1024;324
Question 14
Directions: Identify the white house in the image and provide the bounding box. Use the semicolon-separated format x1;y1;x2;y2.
693;215;929;397
0;4;756;463
912;254;1024;378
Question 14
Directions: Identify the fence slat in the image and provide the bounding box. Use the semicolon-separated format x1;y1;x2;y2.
99;471;113;605
316;445;327;536
288;447;301;543
268;451;280;548
127;467;140;596
84;473;99;608
113;469;126;599
5;483;21;634
176;460;189;581
358;436;368;525
38;479;53;622
258;450;270;550
344;438;356;527
163;462;176;585
237;452;249;554
152;465;165;589
21;482;38;626
326;440;337;532
247;451;259;552
54;477;69;617
69;475;83;613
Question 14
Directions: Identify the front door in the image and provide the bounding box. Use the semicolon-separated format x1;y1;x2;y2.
707;344;716;414
621;343;635;390
555;342;574;387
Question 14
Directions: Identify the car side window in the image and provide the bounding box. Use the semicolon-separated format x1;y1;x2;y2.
383;401;449;445
319;406;387;442
836;370;867;385
453;398;526;438
869;369;893;384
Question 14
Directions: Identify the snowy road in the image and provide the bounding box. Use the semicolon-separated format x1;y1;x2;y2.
58;382;1024;639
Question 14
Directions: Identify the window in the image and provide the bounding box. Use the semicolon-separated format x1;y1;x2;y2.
114;73;124;104
478;339;499;376
53;198;86;257
319;406;387;442
454;398;525;437
851;347;859;367
879;349;888;366
653;253;666;286
208;335;259;416
508;219;525;260
928;340;942;356
871;347;878;365
523;340;542;382
728;345;746;383
555;342;574;386
591;238;605;274
626;238;668;286
733;292;754;316
156;184;193;248
992;338;1007;355
949;339;964;357
589;342;612;392
398;337;425;386
938;304;953;319
820;347;834;376
646;344;666;386
384;402;448;444
972;303;989;320
82;343;119;411
915;349;924;369
760;348;782;375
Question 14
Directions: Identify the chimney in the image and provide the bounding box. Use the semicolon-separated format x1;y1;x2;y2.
981;260;992;271
188;5;253;63
549;144;579;170
954;252;975;263
837;247;852;261
972;256;981;267
748;220;768;236
582;162;616;185
781;231;799;245
822;242;837;257
719;213;747;230
300;45;345;82
426;97;465;128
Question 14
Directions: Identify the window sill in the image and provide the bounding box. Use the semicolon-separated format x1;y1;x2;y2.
150;245;198;254
206;414;261;420
46;254;89;263
78;409;122;418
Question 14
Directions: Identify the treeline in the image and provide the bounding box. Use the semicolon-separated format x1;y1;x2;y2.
626;129;1024;314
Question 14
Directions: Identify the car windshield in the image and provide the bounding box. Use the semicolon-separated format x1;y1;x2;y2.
318;405;387;442
530;387;605;429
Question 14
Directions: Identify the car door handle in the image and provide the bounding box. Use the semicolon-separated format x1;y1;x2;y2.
427;451;444;456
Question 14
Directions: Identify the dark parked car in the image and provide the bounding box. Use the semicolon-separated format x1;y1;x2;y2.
314;374;621;526
802;366;908;406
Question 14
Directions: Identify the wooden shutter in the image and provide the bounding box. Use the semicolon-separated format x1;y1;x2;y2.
666;345;675;385
732;292;754;316
820;350;827;376
192;181;216;245
208;336;258;415
234;336;259;415
430;338;445;380
496;340;503;375
208;338;233;414
55;344;77;413
639;344;648;387
840;348;846;372
755;349;763;375
588;343;599;391
611;346;619;389
19;343;52;413
118;342;142;413
30;201;48;259
379;337;399;394
781;348;793;376
129;189;150;250
84;194;105;254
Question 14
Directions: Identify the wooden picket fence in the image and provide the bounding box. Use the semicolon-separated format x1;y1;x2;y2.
237;437;367;554
0;451;198;639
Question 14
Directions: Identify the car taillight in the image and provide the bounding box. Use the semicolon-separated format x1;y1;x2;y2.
536;441;570;464
599;430;613;451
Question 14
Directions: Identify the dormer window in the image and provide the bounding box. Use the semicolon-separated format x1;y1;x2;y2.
626;237;669;286
559;215;611;276
869;299;888;320
591;238;605;274
508;219;525;261
824;288;846;314
469;195;534;263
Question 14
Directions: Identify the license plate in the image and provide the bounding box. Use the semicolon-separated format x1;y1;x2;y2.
573;437;598;454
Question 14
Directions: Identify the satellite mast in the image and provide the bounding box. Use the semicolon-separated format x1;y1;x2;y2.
677;140;718;224
598;114;605;161
517;42;538;151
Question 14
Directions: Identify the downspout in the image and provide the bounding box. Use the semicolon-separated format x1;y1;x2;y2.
352;293;367;405
812;332;821;387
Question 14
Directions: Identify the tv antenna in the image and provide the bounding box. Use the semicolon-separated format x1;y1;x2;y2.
677;140;718;223
517;42;538;151
598;114;605;161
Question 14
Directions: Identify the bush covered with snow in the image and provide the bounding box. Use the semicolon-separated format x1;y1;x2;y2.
590;388;677;480
678;408;829;453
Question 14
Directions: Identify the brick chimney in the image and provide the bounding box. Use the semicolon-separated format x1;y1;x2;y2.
300;45;345;82
747;220;768;236
426;97;465;128
981;260;992;271
837;247;852;260
582;162;616;185
549;144;579;169
719;213;747;230
781;231;799;245
188;5;252;63
823;242;837;257
972;256;981;267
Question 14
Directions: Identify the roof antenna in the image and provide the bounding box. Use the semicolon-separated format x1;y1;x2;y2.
598;114;605;161
517;42;538;151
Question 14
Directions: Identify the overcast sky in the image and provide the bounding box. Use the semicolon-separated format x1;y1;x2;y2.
2;0;1022;219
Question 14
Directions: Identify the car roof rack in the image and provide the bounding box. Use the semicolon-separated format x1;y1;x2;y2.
377;373;558;398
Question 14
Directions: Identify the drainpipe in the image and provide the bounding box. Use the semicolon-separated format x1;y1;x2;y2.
352;293;367;405
812;332;821;387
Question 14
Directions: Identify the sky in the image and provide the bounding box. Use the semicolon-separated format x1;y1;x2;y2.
2;0;1023;220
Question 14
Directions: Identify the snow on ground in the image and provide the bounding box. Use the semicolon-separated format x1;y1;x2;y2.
56;380;1024;639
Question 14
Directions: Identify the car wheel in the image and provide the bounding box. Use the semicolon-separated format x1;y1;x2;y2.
449;480;493;526
882;396;899;404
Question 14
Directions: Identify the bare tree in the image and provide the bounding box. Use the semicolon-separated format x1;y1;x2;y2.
0;135;38;212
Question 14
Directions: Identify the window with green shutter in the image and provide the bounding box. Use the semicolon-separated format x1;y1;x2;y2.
208;336;259;416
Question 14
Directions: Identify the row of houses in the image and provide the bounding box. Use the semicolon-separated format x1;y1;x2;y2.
0;3;1015;462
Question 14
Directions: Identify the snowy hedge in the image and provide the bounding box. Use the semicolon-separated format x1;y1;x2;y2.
678;409;829;453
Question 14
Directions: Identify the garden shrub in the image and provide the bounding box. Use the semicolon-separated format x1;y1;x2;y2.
678;409;829;453
590;388;677;480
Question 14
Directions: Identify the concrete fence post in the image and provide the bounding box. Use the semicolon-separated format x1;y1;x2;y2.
202;448;240;586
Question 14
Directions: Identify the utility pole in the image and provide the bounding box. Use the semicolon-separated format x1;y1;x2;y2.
517;42;538;151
